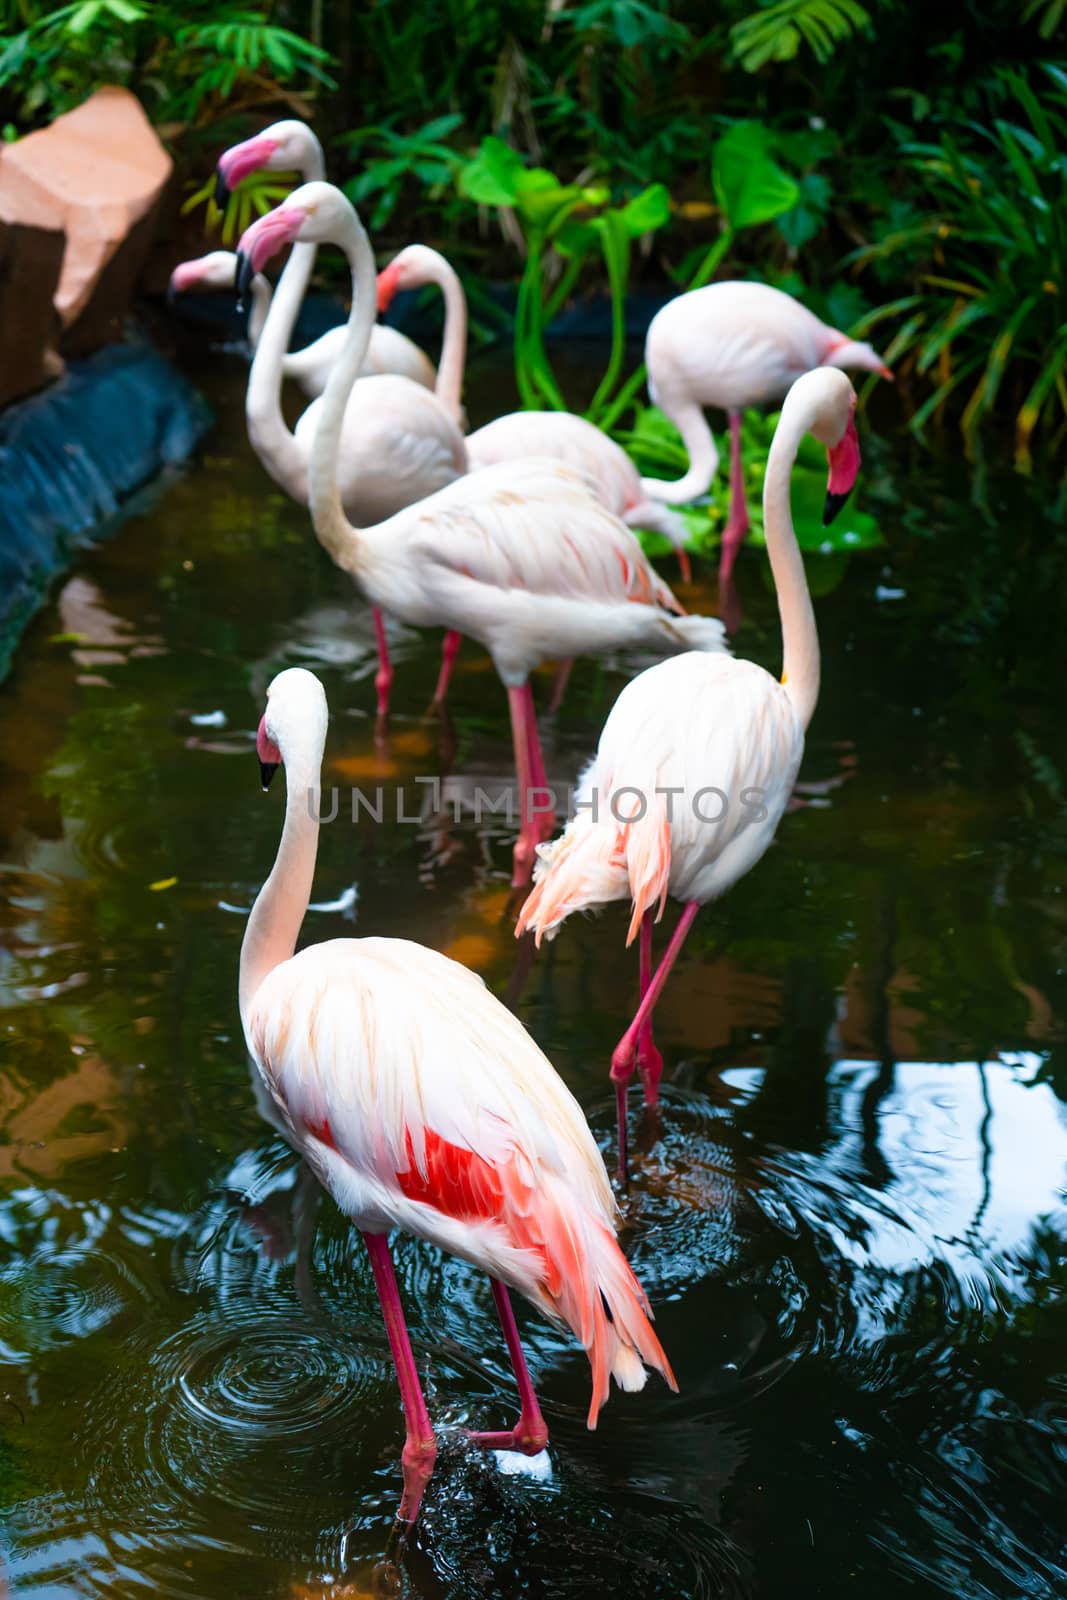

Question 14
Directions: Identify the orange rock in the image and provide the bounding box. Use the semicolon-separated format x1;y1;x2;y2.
0;86;172;355
0;210;64;406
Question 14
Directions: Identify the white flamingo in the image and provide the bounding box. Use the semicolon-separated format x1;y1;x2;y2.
240;665;676;1521
238;183;728;886
517;367;862;1175
641;281;889;580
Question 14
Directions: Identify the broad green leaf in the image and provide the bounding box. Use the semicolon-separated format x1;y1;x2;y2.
457;136;523;207
617;183;671;237
712;121;800;230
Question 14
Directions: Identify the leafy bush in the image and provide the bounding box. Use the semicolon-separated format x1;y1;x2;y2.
850;67;1067;461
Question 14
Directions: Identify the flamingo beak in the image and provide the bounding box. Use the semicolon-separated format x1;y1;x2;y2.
216;134;279;205
167;262;198;305
824;415;861;526
257;718;281;791
234;206;307;307
876;362;894;381
377;261;401;314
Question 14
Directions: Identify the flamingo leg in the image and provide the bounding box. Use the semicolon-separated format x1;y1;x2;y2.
636;910;665;1104
467;1279;548;1455
718;410;749;584
611;901;700;1180
432;628;462;708
547;658;573;716
507;683;539;888
361;1231;437;1524
524;682;556;842
677;547;692;584
372;609;393;720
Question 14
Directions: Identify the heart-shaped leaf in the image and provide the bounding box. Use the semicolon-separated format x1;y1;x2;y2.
457;135;523;206
712;121;800;230
617;183;671;237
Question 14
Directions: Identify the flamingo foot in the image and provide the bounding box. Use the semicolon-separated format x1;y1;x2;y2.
398;1434;437;1524
467;1416;548;1457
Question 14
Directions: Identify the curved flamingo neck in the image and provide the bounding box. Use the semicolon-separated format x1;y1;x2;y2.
764;399;820;730
243;141;328;496
638;400;720;505
239;723;324;1027
308;206;379;570
423;250;467;423
247;272;272;348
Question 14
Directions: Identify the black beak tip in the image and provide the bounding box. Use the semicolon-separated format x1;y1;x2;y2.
234;249;253;313
823;490;850;527
259;760;280;791
166;283;176;308
214;170;230;211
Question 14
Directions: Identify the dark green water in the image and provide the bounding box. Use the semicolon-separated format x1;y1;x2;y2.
1;351;1065;1599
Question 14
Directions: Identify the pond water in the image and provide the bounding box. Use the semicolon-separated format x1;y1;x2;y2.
1;347;1065;1599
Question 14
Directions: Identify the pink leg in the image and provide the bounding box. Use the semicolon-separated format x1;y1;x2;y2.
507;683;537;888
718;410;749;584
676;547;692;584
524;682;556;842
637;910;665;1105
372;609;393;720
361;1231;437;1524
612;901;700;1182
547;658;573;716
468;1279;548;1455
432;628;462;708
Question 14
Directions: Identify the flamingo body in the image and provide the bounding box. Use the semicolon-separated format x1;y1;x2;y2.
245;932;669;1416
466;409;693;569
519;652;802;941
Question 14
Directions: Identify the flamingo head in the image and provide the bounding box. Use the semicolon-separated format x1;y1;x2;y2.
168;251;239;303
824;336;893;382
215;119;321;208
376;245;440;312
235;183;351;304
256;667;328;791
789;368;861;526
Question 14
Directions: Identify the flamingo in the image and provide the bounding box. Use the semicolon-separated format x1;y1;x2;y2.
215;119;436;397
236;183;727;887
240;665;676;1522
517;367;861;1178
377;243;693;581
640;281;889;583
168;249;435;401
218;135;468;722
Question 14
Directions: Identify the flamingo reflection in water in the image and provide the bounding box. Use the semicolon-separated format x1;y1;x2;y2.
239;666;676;1522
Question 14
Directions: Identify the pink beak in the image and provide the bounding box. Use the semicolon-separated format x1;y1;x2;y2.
217;134;279;194
377;261;401;313
256;715;281;790
238;206;307;275
824;415;861;525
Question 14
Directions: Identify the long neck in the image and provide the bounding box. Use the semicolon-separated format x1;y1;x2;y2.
247;272;272;348
638;400;720;504
764;404;820;730
426;252;467;423
239;734;323;1027
243;146;326;493
308;210;378;570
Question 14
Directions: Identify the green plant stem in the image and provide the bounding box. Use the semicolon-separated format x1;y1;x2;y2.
593;225;735;432
587;228;629;418
542;255;584;327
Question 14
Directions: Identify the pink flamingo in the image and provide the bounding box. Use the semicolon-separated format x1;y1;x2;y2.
641;281;889;582
168;248;435;401
238;183;726;887
377;244;694;582
518;367;861;1177
215;119;437;399
241;665;676;1522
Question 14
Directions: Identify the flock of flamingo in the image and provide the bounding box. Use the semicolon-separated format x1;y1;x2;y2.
170;118;891;1524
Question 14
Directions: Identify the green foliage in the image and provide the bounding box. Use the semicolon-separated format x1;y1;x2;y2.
730;0;873;72
0;2;335;131
850;67;1067;460
181;167;294;246
340;113;465;231
620;403;883;563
